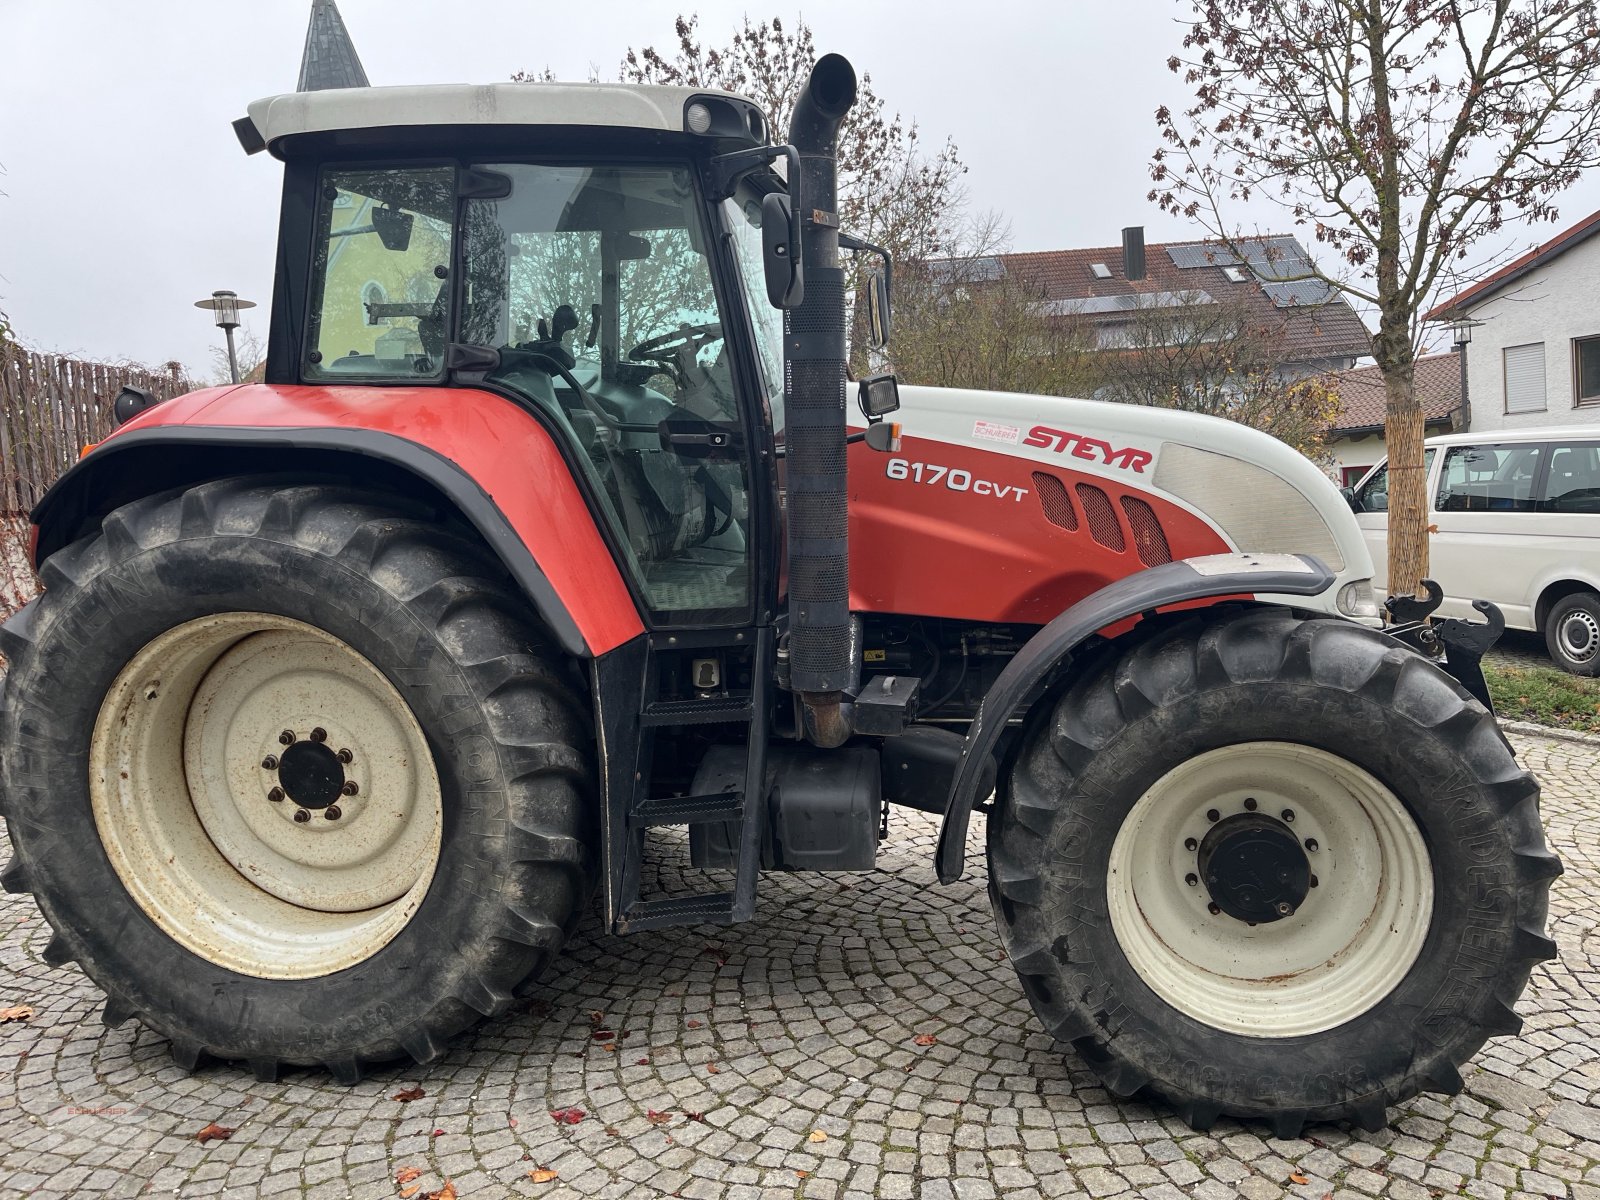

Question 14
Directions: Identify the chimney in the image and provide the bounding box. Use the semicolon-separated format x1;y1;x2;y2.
1122;226;1146;280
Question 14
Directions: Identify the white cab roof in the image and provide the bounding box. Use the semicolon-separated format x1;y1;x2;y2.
245;82;753;152
1426;425;1600;446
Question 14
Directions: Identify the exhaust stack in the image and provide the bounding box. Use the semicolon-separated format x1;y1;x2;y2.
785;54;858;747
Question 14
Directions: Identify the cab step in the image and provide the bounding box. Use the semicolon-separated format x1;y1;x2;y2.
632;791;744;828
620;892;737;932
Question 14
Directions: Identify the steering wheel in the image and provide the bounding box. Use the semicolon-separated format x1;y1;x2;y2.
628;321;723;363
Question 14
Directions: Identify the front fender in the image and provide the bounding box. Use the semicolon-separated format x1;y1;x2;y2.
935;552;1337;883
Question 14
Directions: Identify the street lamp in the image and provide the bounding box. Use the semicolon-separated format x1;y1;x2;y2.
194;290;258;383
1449;315;1483;429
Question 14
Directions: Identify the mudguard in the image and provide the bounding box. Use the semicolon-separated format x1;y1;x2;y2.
935;552;1337;883
30;383;645;658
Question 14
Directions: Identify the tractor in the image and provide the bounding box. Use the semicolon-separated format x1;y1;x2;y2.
0;54;1560;1136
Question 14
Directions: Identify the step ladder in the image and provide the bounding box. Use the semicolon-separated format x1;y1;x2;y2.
608;627;771;933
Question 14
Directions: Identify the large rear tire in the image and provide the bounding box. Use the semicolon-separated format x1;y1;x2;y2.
988;607;1561;1135
0;481;596;1081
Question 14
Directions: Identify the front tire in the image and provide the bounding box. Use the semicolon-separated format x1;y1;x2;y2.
988;607;1561;1134
1544;590;1600;675
0;481;596;1080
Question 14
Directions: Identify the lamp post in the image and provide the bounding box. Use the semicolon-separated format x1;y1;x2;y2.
194;290;257;383
1450;315;1482;430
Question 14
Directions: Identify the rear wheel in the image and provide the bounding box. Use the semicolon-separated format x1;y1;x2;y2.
1544;590;1600;675
0;481;596;1080
988;607;1561;1134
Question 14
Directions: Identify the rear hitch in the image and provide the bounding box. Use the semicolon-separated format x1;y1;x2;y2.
1383;580;1504;711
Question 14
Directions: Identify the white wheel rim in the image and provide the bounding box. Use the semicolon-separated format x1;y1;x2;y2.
1558;608;1600;662
90;614;443;979
1105;741;1432;1037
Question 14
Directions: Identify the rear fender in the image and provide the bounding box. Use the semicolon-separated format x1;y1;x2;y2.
935;553;1336;883
32;397;644;658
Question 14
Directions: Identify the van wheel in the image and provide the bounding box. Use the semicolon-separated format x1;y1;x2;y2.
1544;591;1600;675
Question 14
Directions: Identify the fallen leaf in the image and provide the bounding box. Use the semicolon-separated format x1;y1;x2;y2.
685;1111;706;1122
795;1170;809;1179
592;1029;615;1042
424;1184;455;1200
605;1126;621;1136
508;1117;518;1128
528;1168;559;1184
392;1086;425;1103
600;1043;617;1052
399;1187;419;1199
636;1057;650;1066
0;1005;33;1023
588;1009;605;1027
549;1107;585;1125
646;1109;673;1125
808;1129;828;1143
706;1061;721;1074
913;1034;937;1047
1289;1173;1309;1184
686;1019;703;1029
431;1129;444;1138
1427;523;1440;534
194;1123;235;1144
396;1167;423;1186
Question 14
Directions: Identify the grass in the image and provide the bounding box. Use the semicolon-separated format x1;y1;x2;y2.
1484;659;1600;733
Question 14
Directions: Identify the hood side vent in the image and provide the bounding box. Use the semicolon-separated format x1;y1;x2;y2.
1121;496;1172;566
1076;483;1126;551
1031;472;1079;531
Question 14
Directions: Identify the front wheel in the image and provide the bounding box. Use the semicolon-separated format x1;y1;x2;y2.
988;608;1561;1135
0;481;596;1080
1544;590;1600;675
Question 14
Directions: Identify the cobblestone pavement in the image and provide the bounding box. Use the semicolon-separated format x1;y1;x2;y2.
2;732;1597;1200
1486;629;1556;672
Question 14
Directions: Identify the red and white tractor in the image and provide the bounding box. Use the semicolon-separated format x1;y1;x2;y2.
0;55;1559;1135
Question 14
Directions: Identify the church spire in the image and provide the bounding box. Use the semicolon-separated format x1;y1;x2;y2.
297;0;370;92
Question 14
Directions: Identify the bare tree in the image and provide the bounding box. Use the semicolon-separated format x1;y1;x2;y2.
1149;0;1600;597
615;15;967;265
207;326;266;386
892;214;1100;396
1089;292;1343;459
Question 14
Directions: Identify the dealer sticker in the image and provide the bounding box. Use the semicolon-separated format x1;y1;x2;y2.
972;419;1021;445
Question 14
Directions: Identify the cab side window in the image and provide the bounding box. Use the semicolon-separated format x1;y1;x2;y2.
1540;442;1600;512
1436;444;1544;512
1352;449;1434;513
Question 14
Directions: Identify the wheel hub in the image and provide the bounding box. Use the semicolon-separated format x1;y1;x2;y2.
1197;813;1310;923
274;738;346;811
1560;609;1599;661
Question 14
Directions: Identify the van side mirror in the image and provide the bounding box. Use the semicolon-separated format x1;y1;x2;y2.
1340;485;1358;512
761;192;804;309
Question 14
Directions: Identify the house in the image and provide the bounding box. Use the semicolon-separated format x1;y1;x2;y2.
1425;206;1600;432
933;230;1372;377
1323;353;1465;487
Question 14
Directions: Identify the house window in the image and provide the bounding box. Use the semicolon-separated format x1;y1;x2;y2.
1340;465;1371;488
1503;342;1547;414
1575;336;1600;406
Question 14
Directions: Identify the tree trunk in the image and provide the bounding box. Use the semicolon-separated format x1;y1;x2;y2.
1380;350;1428;599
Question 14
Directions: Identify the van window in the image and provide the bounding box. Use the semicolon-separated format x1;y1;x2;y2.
1352;450;1435;513
1436;443;1544;512
1540;442;1600;513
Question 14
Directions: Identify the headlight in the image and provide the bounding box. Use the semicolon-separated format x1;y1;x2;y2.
1336;578;1380;619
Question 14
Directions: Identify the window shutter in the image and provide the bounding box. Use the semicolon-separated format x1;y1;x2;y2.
1504;343;1547;414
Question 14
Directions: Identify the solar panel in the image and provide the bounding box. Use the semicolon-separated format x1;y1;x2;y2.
1262;278;1335;307
1043;289;1214;316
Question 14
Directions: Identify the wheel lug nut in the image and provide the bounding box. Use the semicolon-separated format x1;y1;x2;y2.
341;781;359;796
1185;873;1199;887
279;730;296;746
1207;902;1221;915
310;727;328;743
293;809;311;823
325;805;342;821
1310;875;1319;888
1183;837;1198;852
336;748;353;764
267;787;285;802
1305;838;1318;852
1243;797;1257;811
1281;808;1295;822
1275;901;1294;916
262;755;278;771
1206;808;1220;823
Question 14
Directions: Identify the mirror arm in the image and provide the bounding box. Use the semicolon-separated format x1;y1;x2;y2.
709;143;803;271
838;232;893;302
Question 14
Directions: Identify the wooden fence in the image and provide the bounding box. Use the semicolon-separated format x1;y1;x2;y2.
0;344;191;513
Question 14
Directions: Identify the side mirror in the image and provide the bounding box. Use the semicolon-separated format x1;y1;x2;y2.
865;268;891;349
857;373;900;419
761;191;804;309
372;206;414;252
1340;485;1358;512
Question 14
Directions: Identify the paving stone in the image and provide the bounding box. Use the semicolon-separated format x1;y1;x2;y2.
0;729;1596;1199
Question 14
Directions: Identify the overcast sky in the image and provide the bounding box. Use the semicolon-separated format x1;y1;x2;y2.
3;0;1598;376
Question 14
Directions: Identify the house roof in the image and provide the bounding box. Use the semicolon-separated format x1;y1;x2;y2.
1424;206;1600;321
938;235;1373;365
298;0;370;93
1328;352;1461;435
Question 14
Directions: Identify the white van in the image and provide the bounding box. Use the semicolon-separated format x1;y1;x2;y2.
1350;426;1600;674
